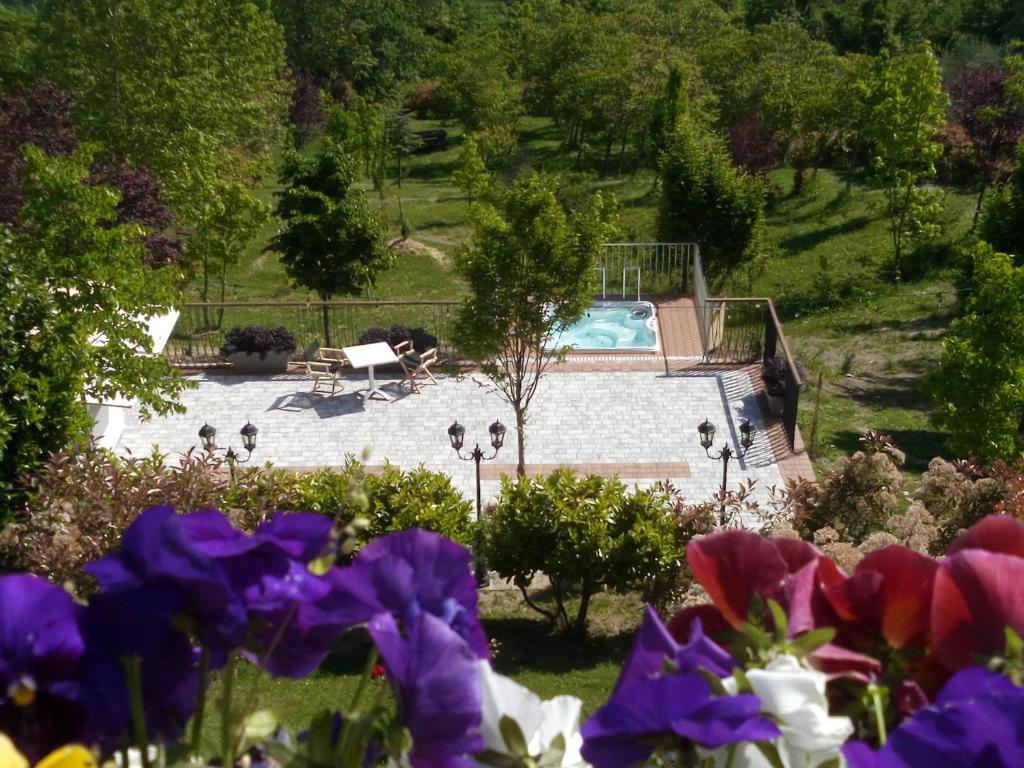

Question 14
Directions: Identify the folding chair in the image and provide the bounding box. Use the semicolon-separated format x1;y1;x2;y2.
395;341;439;393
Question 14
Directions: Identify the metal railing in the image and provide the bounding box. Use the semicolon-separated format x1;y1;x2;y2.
599;243;697;296
165;300;460;367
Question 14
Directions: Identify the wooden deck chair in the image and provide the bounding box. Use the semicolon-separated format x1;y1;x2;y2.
307;360;344;395
396;342;439;393
317;347;349;367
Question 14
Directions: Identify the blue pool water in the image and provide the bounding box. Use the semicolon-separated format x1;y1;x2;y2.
551;301;659;351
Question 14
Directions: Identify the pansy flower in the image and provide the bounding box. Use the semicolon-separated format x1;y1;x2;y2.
844;667;1024;767
0;576;89;763
325;529;489;658
369;612;483;767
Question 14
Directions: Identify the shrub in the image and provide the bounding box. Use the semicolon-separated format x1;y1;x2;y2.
485;470;691;635
221;325;296;359
915;456;1024;549
363;463;474;546
761;356;788;396
410;326;438;352
357;324;414;349
787;433;905;543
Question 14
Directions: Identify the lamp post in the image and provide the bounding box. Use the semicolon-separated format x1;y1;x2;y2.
698;417;754;526
448;419;506;587
198;421;258;481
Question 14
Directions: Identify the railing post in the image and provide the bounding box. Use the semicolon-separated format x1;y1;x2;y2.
763;304;778;363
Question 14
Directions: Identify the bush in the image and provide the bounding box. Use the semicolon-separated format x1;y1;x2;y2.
357;324;414;349
761;356;788;396
787;433;906;543
485;470;689;635
363;463;474;546
221;325;296;359
410;326;438;352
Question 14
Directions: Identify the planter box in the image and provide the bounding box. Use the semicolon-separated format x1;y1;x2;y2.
228;350;292;374
765;391;785;417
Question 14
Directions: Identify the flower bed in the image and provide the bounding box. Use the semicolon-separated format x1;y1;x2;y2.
2;508;1023;767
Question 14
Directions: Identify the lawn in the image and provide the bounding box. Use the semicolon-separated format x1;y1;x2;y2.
196;589;642;751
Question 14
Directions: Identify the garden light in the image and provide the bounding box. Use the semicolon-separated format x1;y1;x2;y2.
448;419;505;586
197;420;257;481
697;417;754;526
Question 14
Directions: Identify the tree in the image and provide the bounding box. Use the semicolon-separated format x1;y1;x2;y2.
0;147;188;518
268;142;390;346
948;66;1024;226
656;118;768;286
929;243;1024;460
452;134;490;202
453;175;616;476
851;46;947;277
1;83;184;268
979;141;1024;258
37;0;289;225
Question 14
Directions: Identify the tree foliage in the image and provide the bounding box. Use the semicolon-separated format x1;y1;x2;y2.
268;142;389;345
929;243;1024;460
0;147;188;519
656;117;767;285
37;0;289;224
979;142;1024;258
849;46;947;276
453;174;616;476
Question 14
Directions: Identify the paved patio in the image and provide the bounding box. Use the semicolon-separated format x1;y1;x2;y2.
116;366;789;511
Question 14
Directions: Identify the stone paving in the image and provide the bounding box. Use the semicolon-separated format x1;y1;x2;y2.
116;367;786;511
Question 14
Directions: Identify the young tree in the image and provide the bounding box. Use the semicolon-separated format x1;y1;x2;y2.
979;141;1024;258
452;134;490;202
851;46;947;277
929;243;1024;460
268;142;390;346
948;66;1024;226
0;147;188;516
453;175;617;476
656;118;768;285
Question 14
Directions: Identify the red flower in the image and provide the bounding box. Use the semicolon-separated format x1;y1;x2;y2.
931;516;1024;672
371;663;386;679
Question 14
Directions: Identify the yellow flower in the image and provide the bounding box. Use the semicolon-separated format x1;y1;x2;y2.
34;747;95;768
0;734;28;768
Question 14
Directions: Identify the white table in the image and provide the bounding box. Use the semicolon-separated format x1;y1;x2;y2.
342;342;399;402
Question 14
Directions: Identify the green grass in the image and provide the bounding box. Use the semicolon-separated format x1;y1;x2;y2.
195;589;640;753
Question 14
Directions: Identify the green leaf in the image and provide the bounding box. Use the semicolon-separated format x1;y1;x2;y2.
476;749;524;768
538;733;566;768
766;599;788;643
753;741;787;768
305;709;336;766
500;716;530;758
242;709;278;740
789;627;836;657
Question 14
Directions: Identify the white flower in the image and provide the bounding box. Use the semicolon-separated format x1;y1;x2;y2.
475;660;589;767
705;655;854;768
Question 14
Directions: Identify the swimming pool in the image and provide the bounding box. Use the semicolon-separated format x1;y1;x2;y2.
550;300;659;352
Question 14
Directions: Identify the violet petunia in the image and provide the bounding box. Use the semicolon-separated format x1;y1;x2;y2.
369;611;483;767
0;575;89;763
581;672;779;768
844;667;1024;767
86;506;247;656
325;529;489;658
614;606;734;695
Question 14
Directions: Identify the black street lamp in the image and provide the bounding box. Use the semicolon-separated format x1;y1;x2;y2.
698;417;754;526
448;419;506;586
198;421;258;481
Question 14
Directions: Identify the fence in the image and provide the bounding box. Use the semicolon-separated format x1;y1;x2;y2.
598;243;697;297
166;300;460;367
682;245;803;450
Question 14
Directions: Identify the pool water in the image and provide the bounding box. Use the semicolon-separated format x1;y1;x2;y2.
551;301;659;352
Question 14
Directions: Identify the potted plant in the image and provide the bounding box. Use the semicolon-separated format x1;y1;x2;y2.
761;356;788;416
221;325;296;373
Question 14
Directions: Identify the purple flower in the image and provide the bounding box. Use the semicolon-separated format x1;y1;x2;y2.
179;510;348;678
0;575;89;763
844;667;1024;768
325;529;488;658
78;590;198;746
86;506;247;656
614;607;734;695
369;612;483;767
581;673;779;768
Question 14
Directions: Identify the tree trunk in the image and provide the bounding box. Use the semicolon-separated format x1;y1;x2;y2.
616;126;628;177
202;252;210;331
515;407;526;477
576;127;585;168
635;125;647;171
602;134;614;176
320;296;332;347
573;586;593;637
972;182;987;232
217;257;227;329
